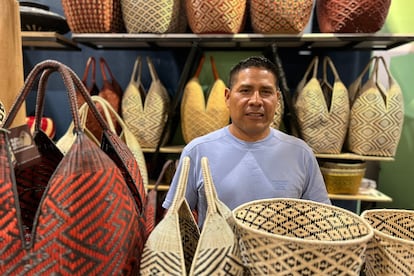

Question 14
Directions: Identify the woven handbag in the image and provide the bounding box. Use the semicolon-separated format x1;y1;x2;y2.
0;60;146;275
0;99;5;124
233;198;374;275
57;95;149;192
61;0;125;33
121;0;187;33
186;0;247;33
122;56;171;148
294;56;350;154
181;56;230;144
347;56;404;157
316;0;391;33
361;209;414;276
250;0;314;34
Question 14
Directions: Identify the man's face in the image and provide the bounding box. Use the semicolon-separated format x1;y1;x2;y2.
225;66;279;141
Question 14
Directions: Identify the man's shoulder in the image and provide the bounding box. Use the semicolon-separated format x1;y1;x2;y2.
183;127;228;151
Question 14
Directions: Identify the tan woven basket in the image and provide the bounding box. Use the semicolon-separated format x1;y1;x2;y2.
320;167;365;195
233;198;373;275
361;209;414;276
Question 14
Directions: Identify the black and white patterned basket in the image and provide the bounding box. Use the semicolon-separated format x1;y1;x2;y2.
233;198;373;275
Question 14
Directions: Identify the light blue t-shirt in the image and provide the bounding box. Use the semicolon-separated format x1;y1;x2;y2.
162;126;331;226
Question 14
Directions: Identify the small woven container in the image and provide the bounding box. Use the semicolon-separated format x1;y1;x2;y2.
320;161;366;195
361;209;414;276
233;198;373;275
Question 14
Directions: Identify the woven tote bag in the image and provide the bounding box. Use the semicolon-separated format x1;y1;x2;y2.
140;156;200;275
80;56;100;97
0;60;146;275
122;56;171;148
347;56;404;157
361;209;414;276
250;0;314;34
186;0;247;33
316;0;391;33
233;198;374;275
121;0;187;33
0;99;5;124
61;0;125;33
294;56;349;154
57;95;149;192
181;56;230;144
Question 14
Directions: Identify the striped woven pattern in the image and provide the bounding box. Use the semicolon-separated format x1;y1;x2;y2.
186;0;246;33
233;198;373;275
121;0;187;33
270;91;284;129
361;209;414;276
0;100;5;124
250;0;314;34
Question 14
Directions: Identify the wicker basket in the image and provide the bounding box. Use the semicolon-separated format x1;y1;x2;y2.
233;198;373;275
361;209;414;276
320;161;366;195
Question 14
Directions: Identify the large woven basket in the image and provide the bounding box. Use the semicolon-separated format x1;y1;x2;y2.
233;198;373;275
361;209;414;276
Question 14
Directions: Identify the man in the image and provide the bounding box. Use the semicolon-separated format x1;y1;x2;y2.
162;56;330;226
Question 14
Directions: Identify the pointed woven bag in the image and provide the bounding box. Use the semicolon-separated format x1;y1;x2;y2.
294;56;350;154
181;56;230;144
347;56;404;157
122;56;171;148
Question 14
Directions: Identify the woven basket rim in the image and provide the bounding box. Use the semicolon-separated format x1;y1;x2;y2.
361;208;414;246
233;198;374;246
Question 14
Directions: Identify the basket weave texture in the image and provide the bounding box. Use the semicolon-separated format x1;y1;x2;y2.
233;198;373;275
361;209;414;276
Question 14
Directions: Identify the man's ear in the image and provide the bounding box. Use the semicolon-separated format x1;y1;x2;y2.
224;87;230;107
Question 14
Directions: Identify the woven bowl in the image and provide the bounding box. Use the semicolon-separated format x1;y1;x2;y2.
320;166;366;195
233;198;373;275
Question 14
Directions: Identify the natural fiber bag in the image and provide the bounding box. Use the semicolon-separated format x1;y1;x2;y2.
181;56;230;144
186;0;246;33
0;60;146;274
250;0;314;34
0;100;5;124
361;209;414;276
347;56;404;157
121;0;187;33
57;95;149;192
61;0;125;33
122;56;171;148
294;56;350;154
316;0;391;33
233;198;374;275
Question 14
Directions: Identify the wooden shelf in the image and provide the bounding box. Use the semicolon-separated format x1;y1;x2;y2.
71;33;414;50
329;188;392;202
142;145;184;154
315;153;394;162
22;31;80;50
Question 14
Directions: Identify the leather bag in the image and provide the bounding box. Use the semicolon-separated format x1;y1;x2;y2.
0;60;146;275
181;56;230;144
294;56;350;154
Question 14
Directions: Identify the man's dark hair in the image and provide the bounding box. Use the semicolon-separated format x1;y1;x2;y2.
228;56;279;89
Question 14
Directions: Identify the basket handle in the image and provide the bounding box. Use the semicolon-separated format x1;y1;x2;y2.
201;157;218;214
130;56;142;86
169;156;191;212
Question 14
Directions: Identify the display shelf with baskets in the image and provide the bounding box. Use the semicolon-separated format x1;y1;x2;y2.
22;31;79;50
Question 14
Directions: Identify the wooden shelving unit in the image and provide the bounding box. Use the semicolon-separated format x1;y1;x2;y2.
21;31;80;50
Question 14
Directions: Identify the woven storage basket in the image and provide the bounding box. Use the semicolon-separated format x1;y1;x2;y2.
233;198;373;275
361;209;414;276
320;167;365;195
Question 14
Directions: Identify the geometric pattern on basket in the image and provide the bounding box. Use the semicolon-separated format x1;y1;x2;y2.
316;0;391;33
186;0;246;33
361;209;414;276
250;0;314;34
61;0;125;33
270;90;284;130
348;85;404;157
121;0;187;33
233;199;373;275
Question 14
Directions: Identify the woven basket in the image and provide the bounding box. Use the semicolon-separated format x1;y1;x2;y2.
233;198;373;275
250;0;314;34
320;167;365;195
361;209;414;276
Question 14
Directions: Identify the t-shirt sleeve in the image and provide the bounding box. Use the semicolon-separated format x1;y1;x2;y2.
302;153;332;205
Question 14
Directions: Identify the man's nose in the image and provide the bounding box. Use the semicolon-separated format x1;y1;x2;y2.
249;90;263;104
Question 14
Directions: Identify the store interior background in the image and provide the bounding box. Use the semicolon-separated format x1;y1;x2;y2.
22;1;414;212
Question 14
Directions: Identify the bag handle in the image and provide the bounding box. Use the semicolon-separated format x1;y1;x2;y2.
193;55;206;78
99;56;117;83
294;56;319;100
201;157;218;215
375;56;395;98
210;56;220;81
147;56;160;82
322;56;341;91
130;56;142;86
348;56;377;104
81;57;97;92
152;159;176;191
169;156;191;212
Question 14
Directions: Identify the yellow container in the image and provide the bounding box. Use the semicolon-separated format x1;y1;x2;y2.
320;166;366;195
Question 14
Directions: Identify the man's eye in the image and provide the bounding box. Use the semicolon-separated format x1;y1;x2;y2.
261;90;274;96
240;89;250;94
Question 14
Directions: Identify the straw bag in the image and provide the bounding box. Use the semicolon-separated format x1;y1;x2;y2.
122;56;171;148
347;56;404;157
294;56;350;154
0;100;5;124
316;0;391;33
121;0;187;33
361;209;414;276
57;95;149;192
181;56;230;144
250;0;314;34
140;156;244;275
0;60;146;275
233;198;374;275
186;0;246;33
61;0;125;33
